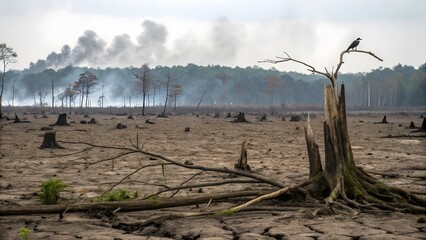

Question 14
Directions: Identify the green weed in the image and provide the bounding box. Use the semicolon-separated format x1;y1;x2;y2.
18;227;31;240
38;179;66;204
103;189;138;201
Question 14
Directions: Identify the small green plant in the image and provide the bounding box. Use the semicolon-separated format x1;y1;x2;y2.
103;189;138;201
38;179;66;204
18;227;31;240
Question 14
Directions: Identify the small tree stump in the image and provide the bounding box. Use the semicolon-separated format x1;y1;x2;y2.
88;118;96;124
13;114;21;123
52;113;70;126
116;123;127;129
374;115;389;124
127;115;134;120
290;115;301;122
234;140;251;171
13;114;30;123
40;131;64;149
259;114;267;121
409;121;416;129
422;118;426;132
233;112;249;123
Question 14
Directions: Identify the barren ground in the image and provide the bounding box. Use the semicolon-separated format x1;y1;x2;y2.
0;111;425;240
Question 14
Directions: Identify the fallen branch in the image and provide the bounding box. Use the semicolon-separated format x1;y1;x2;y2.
220;180;312;214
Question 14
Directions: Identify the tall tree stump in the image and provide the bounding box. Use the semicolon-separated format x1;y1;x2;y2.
234;140;251;171
40;131;64;149
304;85;425;212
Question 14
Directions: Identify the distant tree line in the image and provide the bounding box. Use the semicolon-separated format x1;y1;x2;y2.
2;63;425;110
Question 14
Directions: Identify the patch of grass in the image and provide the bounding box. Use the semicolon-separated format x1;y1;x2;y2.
18;227;31;240
38;179;66;204
103;189;138;201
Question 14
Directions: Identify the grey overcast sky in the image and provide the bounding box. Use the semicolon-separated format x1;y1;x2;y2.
1;0;425;73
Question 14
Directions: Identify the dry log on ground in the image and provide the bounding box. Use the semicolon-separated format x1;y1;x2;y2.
0;190;270;216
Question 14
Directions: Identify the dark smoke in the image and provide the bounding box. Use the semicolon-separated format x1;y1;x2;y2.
28;18;245;73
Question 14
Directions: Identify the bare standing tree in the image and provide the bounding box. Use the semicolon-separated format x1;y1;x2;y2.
170;83;183;112
160;70;179;116
0;43;18;118
51;79;55;108
216;73;230;112
266;76;282;113
133;64;154;116
37;88;48;108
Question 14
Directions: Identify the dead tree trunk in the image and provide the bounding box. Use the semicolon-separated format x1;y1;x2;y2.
260;48;425;213
305;84;425;212
40;131;64;149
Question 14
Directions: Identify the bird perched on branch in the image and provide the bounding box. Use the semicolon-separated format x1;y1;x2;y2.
347;38;362;52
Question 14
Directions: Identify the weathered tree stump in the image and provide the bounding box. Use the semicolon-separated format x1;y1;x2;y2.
40;131;64;149
234;140;251;171
409;121;416;129
213;112;220;118
375;115;388;124
88;118;96;124
259;114;267;122
304;85;425;212
127;115;134;120
116;123;127;129
232;112;249;123
290;115;301;122
52;113;70;126
13;114;21;123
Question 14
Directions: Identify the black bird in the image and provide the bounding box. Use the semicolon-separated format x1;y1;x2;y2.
347;38;362;52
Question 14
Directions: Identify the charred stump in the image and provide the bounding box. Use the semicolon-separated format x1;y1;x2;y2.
409;121;416;129
259;114;267;122
40;131;64;149
52;113;70;126
422;118;426;132
234;140;251;171
233;112;249;123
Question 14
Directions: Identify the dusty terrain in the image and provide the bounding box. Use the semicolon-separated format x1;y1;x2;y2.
0;111;425;239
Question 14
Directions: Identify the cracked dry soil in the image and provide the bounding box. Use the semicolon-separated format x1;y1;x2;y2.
0;112;425;239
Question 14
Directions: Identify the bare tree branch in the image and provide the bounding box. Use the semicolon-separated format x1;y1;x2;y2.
144;180;262;200
102;162;173;196
58;140;286;188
